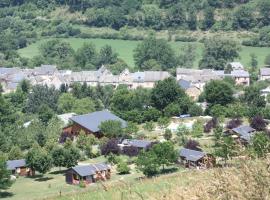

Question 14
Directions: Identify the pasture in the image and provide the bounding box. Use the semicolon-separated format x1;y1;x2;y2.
18;38;270;68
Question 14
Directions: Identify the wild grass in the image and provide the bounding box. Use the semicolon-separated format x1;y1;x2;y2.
51;158;270;200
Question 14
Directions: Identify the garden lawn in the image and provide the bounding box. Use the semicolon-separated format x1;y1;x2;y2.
4;169;82;200
18;38;270;68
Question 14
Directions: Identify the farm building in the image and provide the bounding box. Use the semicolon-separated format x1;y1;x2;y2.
6;159;34;176
66;163;111;185
62;110;127;138
179;148;215;169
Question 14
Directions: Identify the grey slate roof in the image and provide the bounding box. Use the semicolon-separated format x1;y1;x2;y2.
6;159;26;170
122;139;152;149
34;65;57;75
179;148;206;162
260;68;270;76
178;79;191;90
132;71;170;82
72;163;110;177
232;125;255;142
70;110;127;133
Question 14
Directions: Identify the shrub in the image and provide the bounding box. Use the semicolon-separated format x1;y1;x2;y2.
122;146;140;157
250;116;267;131
226;118;243;129
117;161;130;174
204;117;218;133
184;139;202;151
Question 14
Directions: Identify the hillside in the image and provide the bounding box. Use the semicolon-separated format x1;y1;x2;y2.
50;158;269;200
0;0;270;70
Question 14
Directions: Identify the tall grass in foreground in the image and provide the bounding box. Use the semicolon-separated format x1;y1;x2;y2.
151;158;270;200
53;158;270;200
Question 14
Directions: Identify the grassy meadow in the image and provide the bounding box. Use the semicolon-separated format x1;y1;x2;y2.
18;38;270;68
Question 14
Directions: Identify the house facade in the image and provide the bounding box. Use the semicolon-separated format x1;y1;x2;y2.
62;110;127;139
66;163;111;185
179;148;215;169
6;159;34;176
259;68;270;81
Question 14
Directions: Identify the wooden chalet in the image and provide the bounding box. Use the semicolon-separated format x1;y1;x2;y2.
179;148;215;169
6;159;34;176
66;163;111;185
226;125;256;145
62;110;127;138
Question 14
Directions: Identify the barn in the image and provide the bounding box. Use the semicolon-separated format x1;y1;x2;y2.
66;163;111;185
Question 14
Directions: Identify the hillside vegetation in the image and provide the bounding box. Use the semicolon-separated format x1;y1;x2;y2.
51;158;270;200
1;0;270;69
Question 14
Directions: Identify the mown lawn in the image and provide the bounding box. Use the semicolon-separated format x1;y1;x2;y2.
18;38;270;68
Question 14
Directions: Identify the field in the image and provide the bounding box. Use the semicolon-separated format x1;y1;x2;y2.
18;38;270;68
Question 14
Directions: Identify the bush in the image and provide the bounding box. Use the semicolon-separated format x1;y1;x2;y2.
226;118;242;129
174;36;197;42
122;146;140;157
117;161;130;174
184;139;202;151
204;117;218;133
164;129;172;141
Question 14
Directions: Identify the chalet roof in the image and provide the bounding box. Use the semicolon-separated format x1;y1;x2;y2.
72;163;110;177
70;110;127;133
132;71;170;82
179;148;206;162
230;70;249;78
260;68;270;76
7;159;26;170
178;79;191;90
121;139;152;148
232;125;255;142
32;65;57;76
0;67;20;75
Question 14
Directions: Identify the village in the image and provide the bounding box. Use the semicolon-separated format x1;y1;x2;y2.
1;60;270;200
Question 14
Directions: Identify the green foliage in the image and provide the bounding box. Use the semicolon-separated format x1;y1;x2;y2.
51;146;65;169
62;139;81;168
214;128;238;163
26;85;59;113
152;142;177;170
265;54;270;66
157;117;170;130
192;120;204;138
176;125;190;137
164;129;172;141
136;150;159;177
143;121;155;132
199;38;241;70
8;146;23;160
125;122;139;135
0;155;12;190
188;104;203;117
99;120;124;138
26;144;53;174
134;35;177;70
249;132;270;158
38;39;74;69
151;78;185;110
204;80;234;106
116;161;130;174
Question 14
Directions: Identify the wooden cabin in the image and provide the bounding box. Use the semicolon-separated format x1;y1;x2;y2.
6;159;34;176
62;110;127;140
179;148;215;169
225;125;256;145
66;163;111;185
